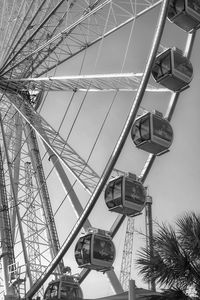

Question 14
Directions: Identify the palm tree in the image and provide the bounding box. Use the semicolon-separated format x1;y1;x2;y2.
136;212;200;298
145;288;192;300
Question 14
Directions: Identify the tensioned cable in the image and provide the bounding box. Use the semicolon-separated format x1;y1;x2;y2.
0;0;61;185
61;2;116;142
26;0;170;294
0;0;158;288
14;0;74;165
0;107;44;224
0;93;56;236
51;3;117;215
36;28;89;169
0;0;27;64
52;1;139;228
38;0;73;114
0;0;36;65
18;4;91;221
21;1;117;223
36;2;115;195
0;0;17;57
39;55;91;217
0;82;65;249
2;68;61;288
56;49;89;135
23;15;108;220
0;0;7;56
52;0;139;217
8;0;138;219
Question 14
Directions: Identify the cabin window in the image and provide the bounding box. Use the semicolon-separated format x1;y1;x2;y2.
157;54;171;79
140;116;150;141
105;178;122;208
46;283;59;299
75;238;84;265
168;0;185;19
82;235;91;264
173;51;193;77
124;180;142;204
152;116;172;141
129;183;146;205
188;0;200;13
174;0;185;14
105;181;114;202
93;236;114;262
44;287;51;299
113;178;122;206
131;122;141;145
131;116;150;145
60;283;80;299
124;180;135;202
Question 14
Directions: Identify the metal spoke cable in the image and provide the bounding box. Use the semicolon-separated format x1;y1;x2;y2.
53;91;118;218
0;0;7;56
0;100;56;232
1;0;67;73
13;30;90;221
64;1;113;144
53;0;138;229
0;0;36;64
40;68;90;216
45;5;114;203
48;0;139;217
38;3;114;176
17;40;90;223
0;0;17;56
36;42;89;179
70;3;139;282
56;47;88;135
0;0;27;64
120;0;137;73
22;1;115;223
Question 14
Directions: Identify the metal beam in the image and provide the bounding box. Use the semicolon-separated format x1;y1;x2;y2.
6;73;169;93
25;0;169;297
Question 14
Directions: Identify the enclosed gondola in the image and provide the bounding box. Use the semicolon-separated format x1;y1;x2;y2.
152;47;193;92
74;228;115;272
104;173;146;216
131;111;173;155
43;274;83;300
167;0;200;32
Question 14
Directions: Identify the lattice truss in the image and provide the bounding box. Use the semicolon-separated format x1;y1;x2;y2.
0;98;62;296
0;0;166;298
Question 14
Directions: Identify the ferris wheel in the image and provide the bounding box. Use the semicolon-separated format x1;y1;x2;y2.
0;0;199;299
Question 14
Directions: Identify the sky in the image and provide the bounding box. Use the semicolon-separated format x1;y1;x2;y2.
35;2;200;299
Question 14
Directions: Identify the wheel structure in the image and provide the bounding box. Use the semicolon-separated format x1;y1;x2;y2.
0;1;197;299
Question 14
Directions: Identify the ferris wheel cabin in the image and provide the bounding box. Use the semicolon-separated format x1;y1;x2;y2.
167;0;200;32
104;173;146;216
43;275;83;300
75;228;115;272
131;111;173;155
152;47;193;92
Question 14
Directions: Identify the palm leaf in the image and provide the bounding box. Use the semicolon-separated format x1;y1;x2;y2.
145;288;192;300
177;212;200;258
136;214;200;292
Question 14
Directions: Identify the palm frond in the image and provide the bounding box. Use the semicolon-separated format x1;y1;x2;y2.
145;288;191;300
177;212;200;258
136;212;200;293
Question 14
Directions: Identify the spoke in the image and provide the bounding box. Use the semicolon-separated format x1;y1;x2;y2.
0;0;161;78
4;73;169;92
5;92;100;193
0;98;63;289
0;0;48;67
